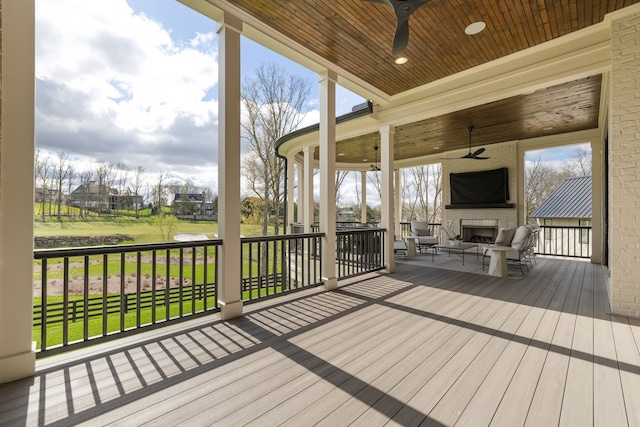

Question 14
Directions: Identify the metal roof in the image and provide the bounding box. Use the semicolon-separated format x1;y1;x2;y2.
530;176;592;219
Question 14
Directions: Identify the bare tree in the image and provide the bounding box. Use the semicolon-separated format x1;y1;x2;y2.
35;149;52;221
65;166;75;216
132;166;145;218
335;170;351;213
77;169;94;219
52;151;72;219
95;160;113;214
525;158;565;223
151;170;166;215
241;62;311;237
563;146;592;177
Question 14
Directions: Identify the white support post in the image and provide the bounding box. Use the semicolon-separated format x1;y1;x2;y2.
296;160;303;224
395;168;402;236
286;156;295;233
216;13;243;320
319;71;337;290
0;0;37;383
360;171;367;223
380;125;396;273
303;145;314;233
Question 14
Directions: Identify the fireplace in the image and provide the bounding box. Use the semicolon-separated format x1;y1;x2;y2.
461;219;499;244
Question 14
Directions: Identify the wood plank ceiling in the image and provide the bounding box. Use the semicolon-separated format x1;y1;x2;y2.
222;1;637;163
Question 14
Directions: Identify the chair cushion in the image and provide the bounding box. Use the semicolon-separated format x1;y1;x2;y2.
510;225;531;252
410;221;432;236
417;236;438;245
495;227;516;245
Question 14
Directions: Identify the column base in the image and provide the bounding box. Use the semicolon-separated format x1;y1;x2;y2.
219;300;243;320
323;277;337;290
0;346;36;384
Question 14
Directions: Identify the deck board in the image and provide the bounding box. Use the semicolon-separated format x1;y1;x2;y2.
1;257;639;426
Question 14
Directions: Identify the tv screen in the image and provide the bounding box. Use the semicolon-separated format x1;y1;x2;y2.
450;167;509;205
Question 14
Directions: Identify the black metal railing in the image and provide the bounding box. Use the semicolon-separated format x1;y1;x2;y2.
534;225;592;258
33;228;392;357
336;227;386;278
34;240;221;357
240;233;323;303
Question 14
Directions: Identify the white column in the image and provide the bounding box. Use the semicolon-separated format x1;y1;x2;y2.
380;125;396;273
216;13;243;320
319;71;337;290
590;138;602;264
0;0;37;383
394;168;402;236
303;145;314;233
286;156;295;233
297;160;303;224
609;9;640;318
360;171;367;223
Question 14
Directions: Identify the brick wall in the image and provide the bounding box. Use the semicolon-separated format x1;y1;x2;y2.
610;10;640;317
442;140;519;236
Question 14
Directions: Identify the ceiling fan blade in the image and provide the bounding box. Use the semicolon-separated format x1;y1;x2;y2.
474;156;490;160
392;19;409;55
472;148;486;156
460;152;473;159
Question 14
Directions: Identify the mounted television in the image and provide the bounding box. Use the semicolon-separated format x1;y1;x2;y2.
447;167;513;209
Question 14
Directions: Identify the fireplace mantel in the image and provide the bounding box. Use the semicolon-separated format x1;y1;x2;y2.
445;203;515;209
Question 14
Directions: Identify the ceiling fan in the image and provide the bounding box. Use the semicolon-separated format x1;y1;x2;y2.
371;145;380;171
362;0;432;55
460;126;489;159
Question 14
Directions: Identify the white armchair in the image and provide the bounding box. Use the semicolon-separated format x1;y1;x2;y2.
410;221;439;253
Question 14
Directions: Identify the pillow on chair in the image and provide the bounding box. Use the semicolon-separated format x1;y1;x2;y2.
495;227;516;245
510;225;531;251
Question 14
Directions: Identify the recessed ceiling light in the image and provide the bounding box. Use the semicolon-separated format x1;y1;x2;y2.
433;146;440;150
362;158;368;162
543;126;554;131
465;21;486;35
395;56;408;65
338;153;345;156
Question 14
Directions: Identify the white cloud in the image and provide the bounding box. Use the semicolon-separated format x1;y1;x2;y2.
35;0;219;184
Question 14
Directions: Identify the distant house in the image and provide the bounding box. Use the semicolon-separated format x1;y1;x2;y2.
531;176;592;254
70;182;143;211
173;193;215;218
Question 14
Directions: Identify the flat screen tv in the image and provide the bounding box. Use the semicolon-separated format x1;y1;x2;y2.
447;167;512;208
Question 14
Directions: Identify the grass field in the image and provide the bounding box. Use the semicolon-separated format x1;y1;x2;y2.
35;219;267;243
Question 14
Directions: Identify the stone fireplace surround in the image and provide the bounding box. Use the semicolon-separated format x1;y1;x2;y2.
461;219;499;244
443;208;517;245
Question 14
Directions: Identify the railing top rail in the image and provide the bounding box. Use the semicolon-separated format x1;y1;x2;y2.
34;239;223;259
337;227;386;235
539;225;592;230
241;232;324;243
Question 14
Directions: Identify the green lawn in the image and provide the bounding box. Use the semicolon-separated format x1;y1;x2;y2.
35;219;268;243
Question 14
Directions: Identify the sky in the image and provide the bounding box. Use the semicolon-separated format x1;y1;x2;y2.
34;0;364;194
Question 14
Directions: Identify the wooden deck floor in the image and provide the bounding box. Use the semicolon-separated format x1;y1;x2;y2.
2;257;640;426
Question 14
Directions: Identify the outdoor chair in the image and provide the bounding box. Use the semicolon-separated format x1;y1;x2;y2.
410;221;438;253
482;225;533;275
394;236;408;259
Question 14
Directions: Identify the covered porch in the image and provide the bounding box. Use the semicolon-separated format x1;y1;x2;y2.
2;257;639;426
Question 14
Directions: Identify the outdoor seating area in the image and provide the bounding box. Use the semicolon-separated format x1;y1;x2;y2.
482;225;541;276
1;257;637;426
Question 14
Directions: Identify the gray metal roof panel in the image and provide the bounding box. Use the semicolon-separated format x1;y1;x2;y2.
530;176;592;219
